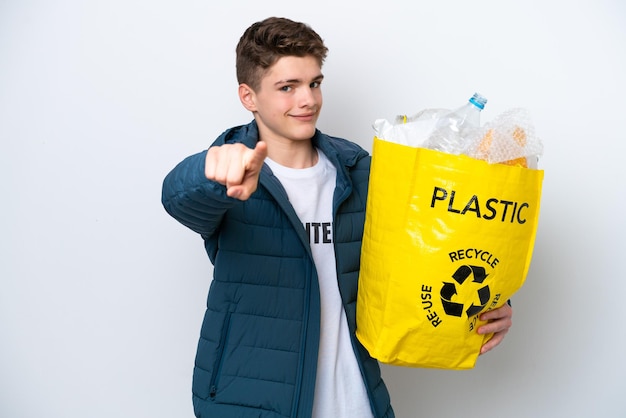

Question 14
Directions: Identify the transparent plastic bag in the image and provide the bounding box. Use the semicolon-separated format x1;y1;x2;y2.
373;108;450;148
465;108;543;168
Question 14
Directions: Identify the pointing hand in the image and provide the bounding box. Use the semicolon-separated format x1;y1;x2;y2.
205;141;268;201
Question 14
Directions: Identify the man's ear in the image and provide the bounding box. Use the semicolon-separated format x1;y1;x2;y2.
238;83;257;112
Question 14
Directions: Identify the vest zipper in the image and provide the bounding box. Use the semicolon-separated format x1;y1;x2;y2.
209;311;232;400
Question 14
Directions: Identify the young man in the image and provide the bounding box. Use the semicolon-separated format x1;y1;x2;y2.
162;17;512;418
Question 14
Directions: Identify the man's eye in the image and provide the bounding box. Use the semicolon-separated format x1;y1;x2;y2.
280;86;292;92
310;81;321;88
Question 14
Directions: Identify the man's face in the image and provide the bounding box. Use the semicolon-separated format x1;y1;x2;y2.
247;55;324;146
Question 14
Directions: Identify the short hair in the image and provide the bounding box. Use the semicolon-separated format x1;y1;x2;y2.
236;17;328;91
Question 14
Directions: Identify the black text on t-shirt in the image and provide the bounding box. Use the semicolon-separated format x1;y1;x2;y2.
304;222;333;244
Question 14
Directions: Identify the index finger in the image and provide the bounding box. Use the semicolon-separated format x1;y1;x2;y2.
243;141;268;172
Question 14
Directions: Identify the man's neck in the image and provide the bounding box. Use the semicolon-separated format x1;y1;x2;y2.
264;140;318;169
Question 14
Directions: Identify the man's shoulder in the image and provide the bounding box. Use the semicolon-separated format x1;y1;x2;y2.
319;132;363;151
212;121;259;147
315;131;370;168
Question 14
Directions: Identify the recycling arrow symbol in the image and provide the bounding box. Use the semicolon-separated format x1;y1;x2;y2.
440;265;491;318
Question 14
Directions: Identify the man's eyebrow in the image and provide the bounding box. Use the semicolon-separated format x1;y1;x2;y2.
274;74;325;85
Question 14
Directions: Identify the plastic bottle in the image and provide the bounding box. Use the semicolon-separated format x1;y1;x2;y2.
425;92;488;155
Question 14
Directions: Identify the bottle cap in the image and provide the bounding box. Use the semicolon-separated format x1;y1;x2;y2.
469;92;488;110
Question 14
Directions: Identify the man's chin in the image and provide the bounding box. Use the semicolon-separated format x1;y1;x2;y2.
289;125;317;141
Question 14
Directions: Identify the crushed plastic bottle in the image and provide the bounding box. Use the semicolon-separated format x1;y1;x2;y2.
423;92;487;155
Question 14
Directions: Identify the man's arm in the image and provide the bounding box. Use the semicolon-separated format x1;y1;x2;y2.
161;141;267;236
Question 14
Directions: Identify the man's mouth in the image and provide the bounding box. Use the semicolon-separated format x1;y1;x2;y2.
292;113;316;121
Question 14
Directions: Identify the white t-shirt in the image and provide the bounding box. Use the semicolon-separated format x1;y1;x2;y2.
265;150;374;418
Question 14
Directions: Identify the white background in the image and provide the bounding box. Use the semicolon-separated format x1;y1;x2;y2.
2;0;625;417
